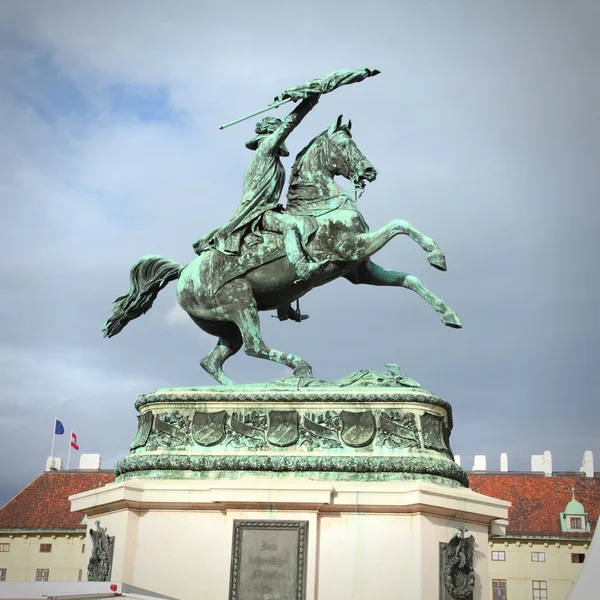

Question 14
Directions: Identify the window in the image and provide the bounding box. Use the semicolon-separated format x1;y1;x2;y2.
0;544;9;552
493;579;507;600
77;569;82;582
533;580;547;599
35;569;49;582
0;568;6;581
531;552;546;562
39;544;52;553
492;550;506;561
570;517;583;529
571;553;586;563
81;543;85;553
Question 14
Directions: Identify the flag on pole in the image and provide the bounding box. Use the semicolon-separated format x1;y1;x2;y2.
219;67;380;130
273;68;381;103
50;418;64;459
70;432;79;451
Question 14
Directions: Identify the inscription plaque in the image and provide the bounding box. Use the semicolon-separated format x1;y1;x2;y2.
229;520;308;600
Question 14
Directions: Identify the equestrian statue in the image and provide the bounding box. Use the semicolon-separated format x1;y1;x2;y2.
103;68;462;385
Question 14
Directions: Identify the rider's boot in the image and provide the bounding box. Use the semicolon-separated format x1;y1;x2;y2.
283;227;320;282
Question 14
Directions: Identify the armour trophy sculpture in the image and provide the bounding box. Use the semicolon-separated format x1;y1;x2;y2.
87;521;115;582
103;68;462;385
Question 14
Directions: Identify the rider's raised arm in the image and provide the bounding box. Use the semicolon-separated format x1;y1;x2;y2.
263;95;319;154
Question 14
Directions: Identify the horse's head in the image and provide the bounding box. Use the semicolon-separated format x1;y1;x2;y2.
323;115;377;187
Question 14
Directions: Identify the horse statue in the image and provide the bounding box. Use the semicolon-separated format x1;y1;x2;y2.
103;114;461;385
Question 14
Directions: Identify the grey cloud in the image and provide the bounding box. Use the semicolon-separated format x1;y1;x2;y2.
0;0;599;504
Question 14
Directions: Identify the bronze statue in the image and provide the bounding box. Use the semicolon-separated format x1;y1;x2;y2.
104;68;461;385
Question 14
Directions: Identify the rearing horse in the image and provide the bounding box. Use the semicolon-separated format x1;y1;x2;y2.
104;115;462;384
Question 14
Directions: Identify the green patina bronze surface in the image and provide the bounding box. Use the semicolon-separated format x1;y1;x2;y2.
115;455;468;488
115;367;468;488
102;69;468;487
102;68;462;385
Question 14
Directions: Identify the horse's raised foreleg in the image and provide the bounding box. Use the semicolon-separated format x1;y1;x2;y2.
349;219;447;271
217;280;314;378
344;261;462;328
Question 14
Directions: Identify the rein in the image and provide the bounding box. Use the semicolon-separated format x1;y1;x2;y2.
323;134;367;197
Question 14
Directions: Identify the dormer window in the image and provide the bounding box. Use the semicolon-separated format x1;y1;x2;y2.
560;488;591;533
570;517;583;530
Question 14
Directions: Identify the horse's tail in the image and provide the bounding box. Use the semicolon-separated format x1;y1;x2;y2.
103;255;183;338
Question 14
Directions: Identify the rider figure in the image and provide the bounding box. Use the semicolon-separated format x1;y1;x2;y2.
193;94;321;283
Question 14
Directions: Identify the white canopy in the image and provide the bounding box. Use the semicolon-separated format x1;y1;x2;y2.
0;582;179;600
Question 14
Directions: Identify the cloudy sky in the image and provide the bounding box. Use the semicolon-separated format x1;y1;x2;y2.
0;0;598;506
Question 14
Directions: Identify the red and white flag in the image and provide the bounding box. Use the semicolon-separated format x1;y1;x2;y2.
70;432;79;451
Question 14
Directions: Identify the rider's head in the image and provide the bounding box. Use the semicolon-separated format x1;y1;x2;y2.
245;117;290;157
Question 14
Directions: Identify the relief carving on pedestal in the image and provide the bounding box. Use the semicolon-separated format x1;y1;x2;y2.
191;410;228;446
299;411;342;450
87;521;115;582
421;413;449;453
227;411;268;449
377;410;420;449
440;527;475;600
146;410;190;449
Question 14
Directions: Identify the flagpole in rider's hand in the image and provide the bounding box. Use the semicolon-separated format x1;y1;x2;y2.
218;67;380;130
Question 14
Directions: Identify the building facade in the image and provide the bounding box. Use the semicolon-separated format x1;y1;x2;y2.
470;460;598;600
0;470;114;583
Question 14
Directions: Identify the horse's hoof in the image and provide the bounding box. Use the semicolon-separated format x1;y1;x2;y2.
293;362;314;379
442;311;462;329
428;249;447;271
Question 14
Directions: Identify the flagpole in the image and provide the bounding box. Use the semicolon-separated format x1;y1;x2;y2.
50;417;57;457
218;98;291;130
67;430;72;470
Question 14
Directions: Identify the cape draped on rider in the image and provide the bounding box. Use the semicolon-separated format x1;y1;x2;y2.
193;96;319;257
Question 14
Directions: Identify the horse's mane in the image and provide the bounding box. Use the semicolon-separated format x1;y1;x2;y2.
291;125;352;178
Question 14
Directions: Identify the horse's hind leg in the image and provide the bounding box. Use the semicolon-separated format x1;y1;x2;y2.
192;319;242;385
217;280;314;378
200;334;243;386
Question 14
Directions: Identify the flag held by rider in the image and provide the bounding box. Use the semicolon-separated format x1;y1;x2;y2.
219;68;380;130
274;68;381;102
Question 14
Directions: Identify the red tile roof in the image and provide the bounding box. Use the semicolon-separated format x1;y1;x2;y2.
470;473;600;539
1;471;598;538
0;471;115;531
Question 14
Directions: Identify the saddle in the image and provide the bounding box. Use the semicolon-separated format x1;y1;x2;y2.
204;213;318;293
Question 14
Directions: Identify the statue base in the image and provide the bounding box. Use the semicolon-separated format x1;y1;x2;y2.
71;478;509;600
72;370;509;599
115;368;467;488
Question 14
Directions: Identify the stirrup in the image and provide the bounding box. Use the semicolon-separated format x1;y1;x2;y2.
272;302;309;322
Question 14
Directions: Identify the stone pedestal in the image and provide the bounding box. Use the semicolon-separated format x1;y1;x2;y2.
115;383;466;487
71;377;509;599
71;478;508;600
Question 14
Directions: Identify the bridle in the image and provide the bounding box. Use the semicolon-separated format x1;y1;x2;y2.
323;132;368;201
287;130;371;208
